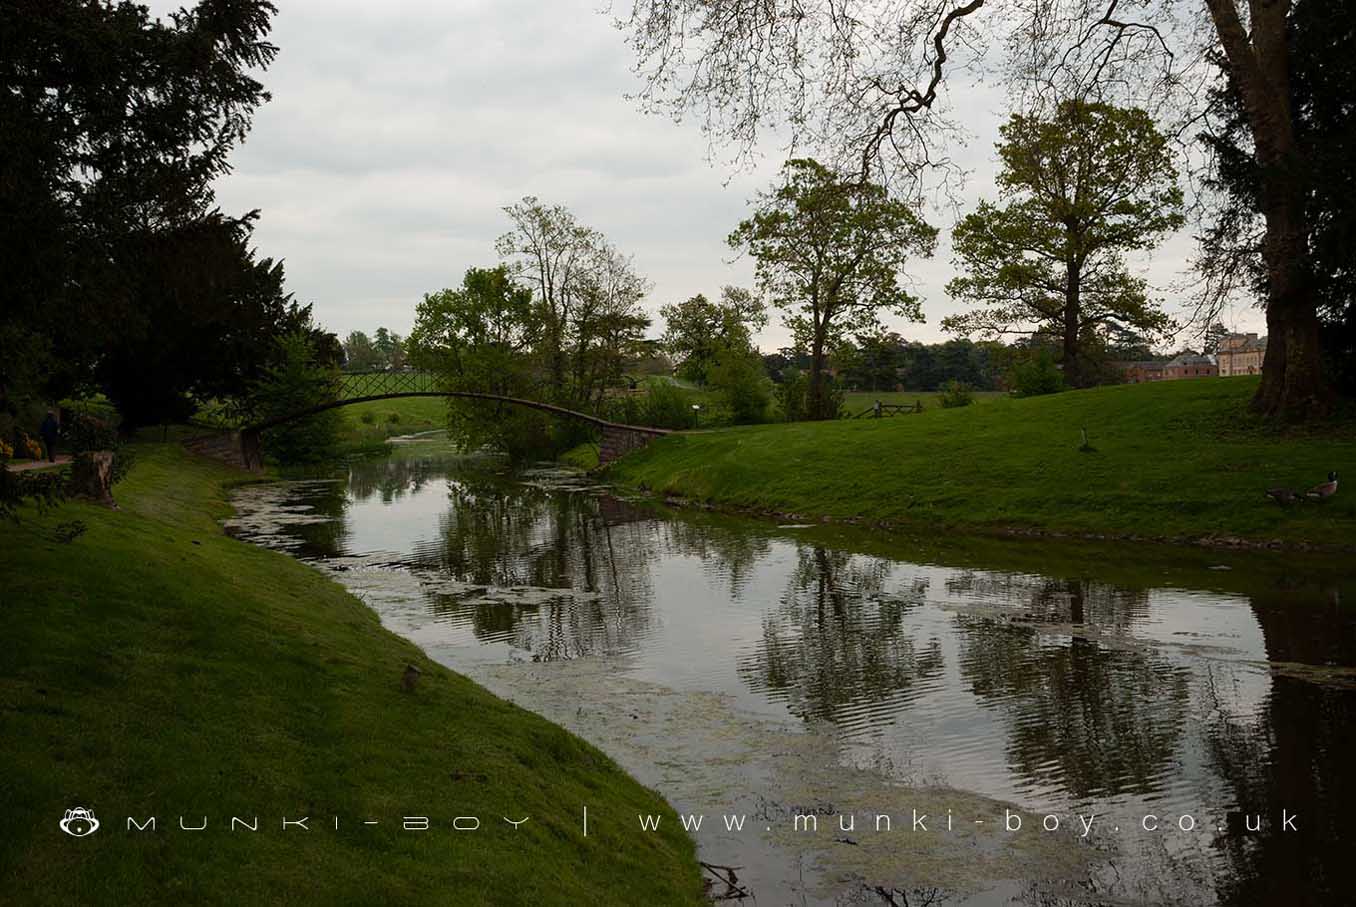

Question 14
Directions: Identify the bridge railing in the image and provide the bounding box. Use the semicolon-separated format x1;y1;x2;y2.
336;370;439;399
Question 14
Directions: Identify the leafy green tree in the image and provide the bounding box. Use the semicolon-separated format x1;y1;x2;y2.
1011;350;1066;399
660;287;766;385
839;330;905;392
567;245;651;414
342;332;381;371
253;332;342;465
730;158;936;420
372;327;406;370
1;0;280;413
942;101;1182;388
495;197;650;412
94;213;331;428
707;347;770;424
408;266;547;457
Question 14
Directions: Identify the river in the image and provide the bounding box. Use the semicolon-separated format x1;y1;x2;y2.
225;437;1356;905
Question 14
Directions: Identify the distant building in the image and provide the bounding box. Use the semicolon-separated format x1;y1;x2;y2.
1163;352;1218;379
1119;353;1217;384
1216;333;1266;376
1119;360;1167;384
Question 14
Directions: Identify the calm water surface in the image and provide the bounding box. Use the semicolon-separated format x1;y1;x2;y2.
228;442;1356;905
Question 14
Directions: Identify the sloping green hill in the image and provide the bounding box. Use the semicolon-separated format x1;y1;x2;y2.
0;445;703;906
607;378;1355;548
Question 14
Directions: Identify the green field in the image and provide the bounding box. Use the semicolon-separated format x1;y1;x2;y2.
606;377;1356;548
0;445;702;905
339;395;448;452
841;389;1007;416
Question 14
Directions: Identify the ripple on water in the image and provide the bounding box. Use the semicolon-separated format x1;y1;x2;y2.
227;458;1356;906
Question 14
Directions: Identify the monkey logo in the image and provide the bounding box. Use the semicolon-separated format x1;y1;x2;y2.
59;807;99;837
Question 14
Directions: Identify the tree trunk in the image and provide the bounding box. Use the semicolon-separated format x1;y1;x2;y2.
808;331;830;420
1062;262;1084;387
1206;0;1331;419
1250;169;1330;419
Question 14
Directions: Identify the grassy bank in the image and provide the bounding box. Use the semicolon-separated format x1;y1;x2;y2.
0;445;702;905
338;396;448;455
607;377;1356;549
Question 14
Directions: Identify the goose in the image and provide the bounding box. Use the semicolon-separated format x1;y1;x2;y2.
1267;471;1338;505
1306;470;1339;501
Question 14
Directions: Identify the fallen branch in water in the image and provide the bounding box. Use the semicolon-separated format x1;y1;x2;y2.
700;861;750;900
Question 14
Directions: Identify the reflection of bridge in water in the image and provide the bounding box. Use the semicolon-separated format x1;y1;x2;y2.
186;370;670;471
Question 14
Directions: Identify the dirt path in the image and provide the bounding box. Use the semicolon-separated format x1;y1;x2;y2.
4;456;71;472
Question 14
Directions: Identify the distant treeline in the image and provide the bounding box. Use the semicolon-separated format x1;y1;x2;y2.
761;330;1173;394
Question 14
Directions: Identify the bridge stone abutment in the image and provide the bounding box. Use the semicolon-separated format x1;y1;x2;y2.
598;424;668;465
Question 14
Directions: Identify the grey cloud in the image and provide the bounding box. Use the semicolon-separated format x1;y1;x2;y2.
144;0;1261;347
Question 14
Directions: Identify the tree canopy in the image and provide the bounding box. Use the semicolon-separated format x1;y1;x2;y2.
413;203;651;456
0;0;322;427
660;287;766;385
943;101;1182;387
618;0;1349;419
1198;0;1356;395
729;158;936;419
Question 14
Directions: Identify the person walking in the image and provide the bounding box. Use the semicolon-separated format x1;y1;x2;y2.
39;410;59;462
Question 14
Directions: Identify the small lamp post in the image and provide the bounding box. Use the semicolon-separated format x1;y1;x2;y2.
691;403;701;429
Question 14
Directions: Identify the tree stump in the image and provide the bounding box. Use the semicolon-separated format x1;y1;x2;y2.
70;451;116;508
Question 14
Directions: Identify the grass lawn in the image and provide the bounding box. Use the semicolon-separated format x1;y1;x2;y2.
0;445;702;905
339;396;449;451
841;389;1007;416
607;377;1356;548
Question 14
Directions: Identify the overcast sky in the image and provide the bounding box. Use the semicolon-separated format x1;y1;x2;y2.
155;0;1265;351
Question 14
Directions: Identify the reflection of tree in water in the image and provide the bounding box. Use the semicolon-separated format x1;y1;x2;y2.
945;571;1152;630
427;473;662;661
954;576;1190;801
347;455;446;504
739;544;944;726
282;480;350;559
664;519;773;599
1200;581;1356;906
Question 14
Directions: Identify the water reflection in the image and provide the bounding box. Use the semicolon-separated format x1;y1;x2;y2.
740;545;945;731
227;448;1356;905
1204;583;1356;906
950;576;1191;801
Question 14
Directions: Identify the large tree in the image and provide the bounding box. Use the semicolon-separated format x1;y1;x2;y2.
407;265;541;456
494;198;651;412
0;0;288;422
96;212;330;428
942;101;1182;387
617;0;1343;418
729;159;936;419
1198;0;1356;396
494;198;601;400
660;286;766;385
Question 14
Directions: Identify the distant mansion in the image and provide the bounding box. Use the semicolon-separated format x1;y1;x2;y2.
1119;333;1266;384
1215;332;1267;376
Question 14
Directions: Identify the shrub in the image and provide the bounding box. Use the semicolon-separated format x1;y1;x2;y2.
385;411;400;424
707;348;770;425
1011;351;1066;398
640;381;697;429
359;411;376;424
777;370;845;421
63;411;134;486
775;371;808;422
938;380;974;408
0;465;65;522
253;332;343;465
